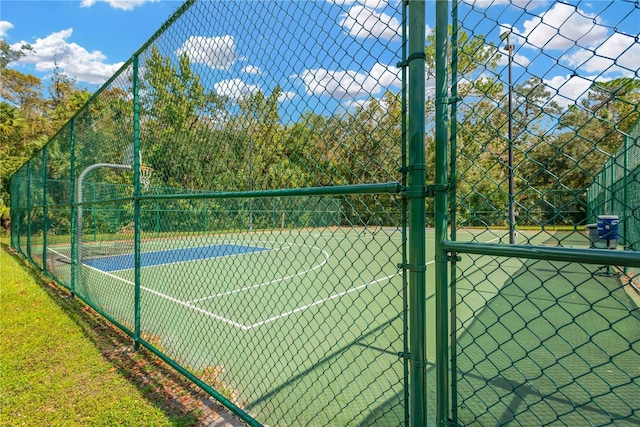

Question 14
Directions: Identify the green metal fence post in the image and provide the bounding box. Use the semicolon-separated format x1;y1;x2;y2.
42;146;48;272
14;168;21;254
133;54;142;351
155;199;160;237
407;0;427;425
610;157;614;214
435;0;451;424
26;161;32;262
623;135;629;251
9;175;15;249
70;119;76;297
92;182;97;242
449;1;459;423
400;0;409;424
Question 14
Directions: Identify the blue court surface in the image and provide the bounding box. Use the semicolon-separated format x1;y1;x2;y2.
84;244;270;272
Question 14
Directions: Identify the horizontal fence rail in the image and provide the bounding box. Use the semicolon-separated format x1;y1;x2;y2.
8;1;639;426
446;0;640;425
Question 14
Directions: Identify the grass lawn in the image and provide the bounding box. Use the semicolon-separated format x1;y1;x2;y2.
0;236;227;426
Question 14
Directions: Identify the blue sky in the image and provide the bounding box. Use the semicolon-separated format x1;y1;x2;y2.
1;0;639;116
1;0;184;87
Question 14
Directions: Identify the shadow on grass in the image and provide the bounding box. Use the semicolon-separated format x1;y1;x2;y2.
2;242;231;427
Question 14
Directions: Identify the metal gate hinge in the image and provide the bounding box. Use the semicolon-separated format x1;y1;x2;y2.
396;52;426;68
435;96;462;106
397;352;427;368
397;262;426;272
426;184;448;197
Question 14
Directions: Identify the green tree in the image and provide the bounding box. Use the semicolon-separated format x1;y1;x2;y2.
528;78;640;192
141;46;228;190
0;40;31;69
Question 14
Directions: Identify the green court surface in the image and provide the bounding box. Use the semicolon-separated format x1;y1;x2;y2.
449;231;639;426
41;228;638;426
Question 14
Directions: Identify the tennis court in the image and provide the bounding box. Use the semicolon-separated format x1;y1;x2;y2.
40;227;638;425
46;227;406;425
449;231;640;426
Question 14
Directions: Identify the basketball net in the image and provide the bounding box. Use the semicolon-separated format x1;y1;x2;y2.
140;166;153;191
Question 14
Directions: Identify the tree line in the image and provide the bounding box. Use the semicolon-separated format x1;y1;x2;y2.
1;40;92;229
3;30;639;233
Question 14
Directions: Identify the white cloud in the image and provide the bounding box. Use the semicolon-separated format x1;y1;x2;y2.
564;32;640;77
213;78;259;101
242;65;262;75
80;0;157;11
543;74;601;108
339;5;401;41
277;91;297;102
514;3;608;50
10;28;124;84
343;98;371;110
495;50;530;68
0;21;14;38
301;62;401;99
176;35;239;70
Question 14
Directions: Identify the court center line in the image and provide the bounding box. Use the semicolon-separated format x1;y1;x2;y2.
187;244;330;303
245;272;400;329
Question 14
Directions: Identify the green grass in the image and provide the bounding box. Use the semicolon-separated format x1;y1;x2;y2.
0;236;208;426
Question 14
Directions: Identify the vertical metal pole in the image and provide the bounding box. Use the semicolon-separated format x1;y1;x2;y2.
92;183;97;242
70;119;77;296
203;198;208;232
610;157;615;215
155;199;161;236
14;170;20;254
42;146;48;272
249;136;254;231
435;0;450;424
26;161;32;262
623;136;629;252
407;0;427;425
504;35;516;244
400;0;409;424
449;1;459;423
10;174;15;249
133;55;142;351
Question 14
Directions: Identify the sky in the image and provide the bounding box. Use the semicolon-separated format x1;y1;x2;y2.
1;0;639;118
1;0;185;87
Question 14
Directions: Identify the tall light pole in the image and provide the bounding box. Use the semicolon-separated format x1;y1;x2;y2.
501;30;516;244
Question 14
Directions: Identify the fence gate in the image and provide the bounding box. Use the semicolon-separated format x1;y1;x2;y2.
8;0;640;426
440;1;640;426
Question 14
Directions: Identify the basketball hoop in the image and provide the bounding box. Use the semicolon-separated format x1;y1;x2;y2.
140;166;153;191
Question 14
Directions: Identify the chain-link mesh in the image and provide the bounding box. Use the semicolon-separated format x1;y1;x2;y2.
10;0;412;425
10;1;639;426
588;119;640;251
448;1;639;425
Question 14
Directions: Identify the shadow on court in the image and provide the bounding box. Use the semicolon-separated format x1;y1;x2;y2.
452;237;640;425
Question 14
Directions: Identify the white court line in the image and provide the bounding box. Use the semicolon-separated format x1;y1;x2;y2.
48;247;399;330
187;243;330;303
48;239;467;331
246;273;400;329
48;247;248;329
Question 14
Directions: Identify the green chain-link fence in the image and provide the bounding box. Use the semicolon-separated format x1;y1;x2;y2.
9;1;639;426
11;1;417;425
445;1;640;426
588;118;640;252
